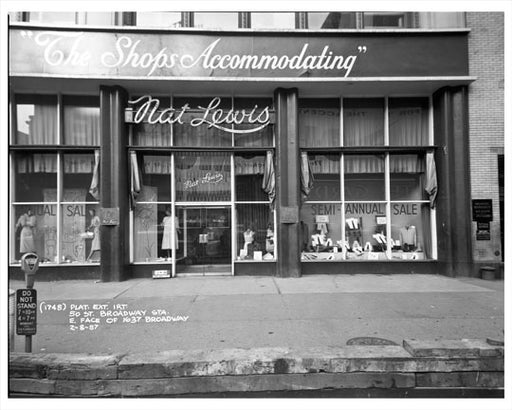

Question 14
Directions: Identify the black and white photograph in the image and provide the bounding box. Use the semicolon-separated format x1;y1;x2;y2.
1;1;510;409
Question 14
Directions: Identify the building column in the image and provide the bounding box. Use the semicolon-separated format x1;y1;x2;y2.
99;86;129;282
274;88;301;278
433;86;473;276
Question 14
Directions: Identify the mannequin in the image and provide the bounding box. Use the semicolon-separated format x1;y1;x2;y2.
311;229;333;252
162;208;179;259
87;209;101;261
243;226;255;257
16;209;36;256
399;224;417;252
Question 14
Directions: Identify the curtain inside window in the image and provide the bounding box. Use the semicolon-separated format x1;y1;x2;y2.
89;150;100;200
389;99;429;146
143;156;172;174
133;123;171;146
344;155;424;174
64;106;100;145
424;152;438;208
299;107;340;146
300;152;314;201
17;104;58;144
130;151;143;208
343;100;384;146
262;150;276;208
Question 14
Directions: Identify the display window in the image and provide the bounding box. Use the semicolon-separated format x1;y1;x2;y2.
11;151;99;265
128;95;276;270
300;97;436;262
11;95;100;266
299;99;340;147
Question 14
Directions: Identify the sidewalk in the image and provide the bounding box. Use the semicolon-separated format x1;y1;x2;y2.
8;274;504;355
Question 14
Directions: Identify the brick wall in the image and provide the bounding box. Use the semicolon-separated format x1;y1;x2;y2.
466;12;504;262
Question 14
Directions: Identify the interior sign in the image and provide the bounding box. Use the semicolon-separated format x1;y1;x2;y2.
127;96;272;134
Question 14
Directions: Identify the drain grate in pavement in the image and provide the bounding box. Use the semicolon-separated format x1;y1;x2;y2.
346;337;399;346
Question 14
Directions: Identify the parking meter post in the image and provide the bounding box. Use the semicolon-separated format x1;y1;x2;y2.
19;253;39;353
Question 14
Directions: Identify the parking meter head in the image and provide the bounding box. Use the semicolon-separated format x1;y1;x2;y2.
21;253;40;275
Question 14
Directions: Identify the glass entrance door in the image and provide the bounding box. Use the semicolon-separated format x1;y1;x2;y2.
176;206;231;275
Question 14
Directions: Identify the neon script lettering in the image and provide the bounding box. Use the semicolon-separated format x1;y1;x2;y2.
128;95;271;134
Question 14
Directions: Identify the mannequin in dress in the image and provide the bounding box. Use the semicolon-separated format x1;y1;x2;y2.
16;209;36;257
243;226;256;257
87;209;101;261
161;208;179;259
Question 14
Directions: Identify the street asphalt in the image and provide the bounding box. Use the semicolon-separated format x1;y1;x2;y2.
7;274;505;355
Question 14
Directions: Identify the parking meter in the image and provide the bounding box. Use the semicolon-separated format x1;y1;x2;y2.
21;253;40;289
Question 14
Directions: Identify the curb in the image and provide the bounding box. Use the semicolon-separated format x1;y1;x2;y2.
9;339;504;397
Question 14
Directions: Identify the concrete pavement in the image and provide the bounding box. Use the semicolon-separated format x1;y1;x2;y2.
8;274;505;355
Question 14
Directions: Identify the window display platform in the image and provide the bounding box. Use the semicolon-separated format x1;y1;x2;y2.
302;251;425;261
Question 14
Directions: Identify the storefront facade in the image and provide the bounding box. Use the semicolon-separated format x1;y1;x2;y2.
8;15;484;281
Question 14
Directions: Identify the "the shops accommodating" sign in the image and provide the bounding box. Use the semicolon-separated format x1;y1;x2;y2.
9;28;469;78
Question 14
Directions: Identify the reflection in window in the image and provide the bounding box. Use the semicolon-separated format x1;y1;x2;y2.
139;154;172;202
130;96;171;146
27;12;77;24
194;13;239;29
16;95;58;145
344;155;385;201
235;154;267;201
299;99;340;147
308;12;357;29
136;12;182;27
63;153;97;201
306;154;341;201
236;204;275;260
390;155;426;201
175;152;231;202
363;12;411;28
63;96;100;145
14;153;57;202
251;13;296;29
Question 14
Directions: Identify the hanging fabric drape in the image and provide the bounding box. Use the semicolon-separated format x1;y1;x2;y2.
64;106;100;145
89;150;100;200
262;150;276;209
300;152;314;202
424;152;438;208
130;151;143;209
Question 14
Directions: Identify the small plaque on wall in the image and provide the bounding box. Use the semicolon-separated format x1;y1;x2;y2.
476;221;491;241
280;206;299;224
100;207;120;225
472;199;493;222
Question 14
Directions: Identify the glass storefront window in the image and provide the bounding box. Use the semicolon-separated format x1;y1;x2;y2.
175;152;231;202
173;97;232;147
343;98;384;146
133;204;184;263
251;13;296;29
299;99;340;147
233;98;274;147
300;203;342;258
28;12;77;24
194;13;239;29
140;154;172;202
389;98;429;146
236;204;275;261
390;154;426;201
363;12;409;28
307;12;357;29
60;204;100;264
14;153;57;202
344;202;388;260
390;202;432;260
130;96;171;146
307;154;341;201
344;155;385;201
63;153;97;201
235;154;267;201
63;96;100;145
176;207;231;271
15;95;58;145
12;205;56;264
